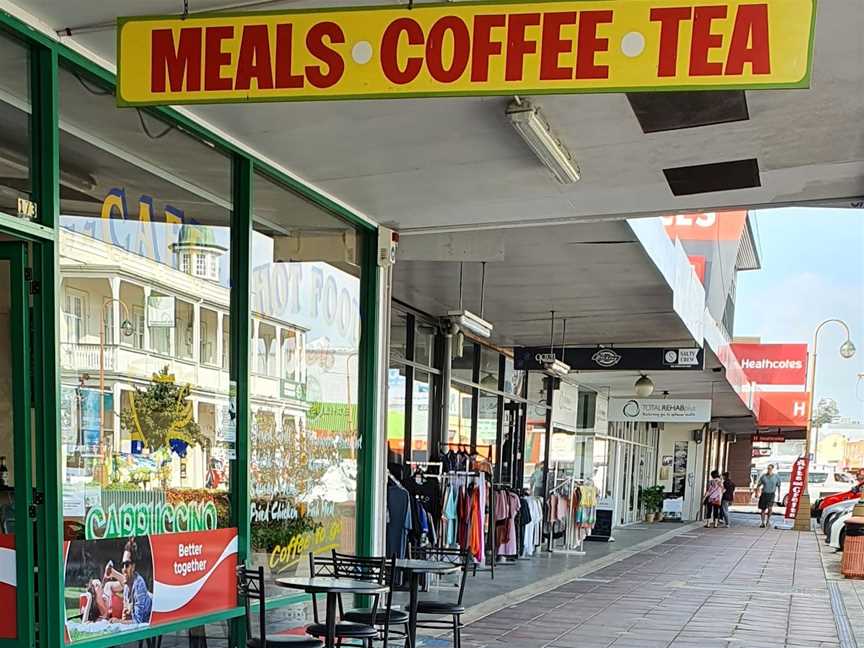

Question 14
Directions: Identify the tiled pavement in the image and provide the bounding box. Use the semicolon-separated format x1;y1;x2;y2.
122;513;851;648
455;514;847;648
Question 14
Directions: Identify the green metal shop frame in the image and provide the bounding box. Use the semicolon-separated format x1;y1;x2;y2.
0;8;381;647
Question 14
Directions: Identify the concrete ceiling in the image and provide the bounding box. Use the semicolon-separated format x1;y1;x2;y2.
15;0;864;232
393;219;697;348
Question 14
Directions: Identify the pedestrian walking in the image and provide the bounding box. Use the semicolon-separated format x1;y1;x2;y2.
704;470;725;528
755;464;782;528
721;472;735;527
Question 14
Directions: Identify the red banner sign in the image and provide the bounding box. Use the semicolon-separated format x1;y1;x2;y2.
732;343;808;386
63;528;237;643
784;456;809;519
755;392;810;428
0;534;14;639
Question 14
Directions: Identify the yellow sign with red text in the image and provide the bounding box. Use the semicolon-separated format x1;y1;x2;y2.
117;0;815;106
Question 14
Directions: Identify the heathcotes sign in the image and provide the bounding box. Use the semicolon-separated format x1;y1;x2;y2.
117;0;815;105
731;342;808;387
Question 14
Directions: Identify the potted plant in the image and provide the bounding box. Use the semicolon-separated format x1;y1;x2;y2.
639;485;665;522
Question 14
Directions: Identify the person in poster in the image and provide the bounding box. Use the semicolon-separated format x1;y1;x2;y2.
65;536;154;640
120;538;153;624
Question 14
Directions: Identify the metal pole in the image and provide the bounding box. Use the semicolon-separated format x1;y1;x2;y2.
542;376;554;551
796;318;853;530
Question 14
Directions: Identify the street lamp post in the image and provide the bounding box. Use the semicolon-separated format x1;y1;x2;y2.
99;298;134;438
794;319;856;531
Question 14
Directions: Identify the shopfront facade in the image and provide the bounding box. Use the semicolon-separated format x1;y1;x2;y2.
386;302;539;485
0;13;383;647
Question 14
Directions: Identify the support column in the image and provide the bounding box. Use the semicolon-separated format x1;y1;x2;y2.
216;311;224;369
143;286;151;350
251;319;260;374
109;277;121;345
192;302;201;363
112;383;122;452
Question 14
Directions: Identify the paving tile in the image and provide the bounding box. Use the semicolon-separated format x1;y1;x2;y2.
457;514;851;648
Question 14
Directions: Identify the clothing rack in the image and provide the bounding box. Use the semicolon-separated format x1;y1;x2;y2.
438;444;498;580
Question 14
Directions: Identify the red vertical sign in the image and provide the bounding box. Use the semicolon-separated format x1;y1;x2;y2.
0;534;15;639
784;456;809;519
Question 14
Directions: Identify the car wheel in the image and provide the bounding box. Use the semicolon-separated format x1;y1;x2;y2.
782;494;788;507
824;513;838;535
840;528;847;552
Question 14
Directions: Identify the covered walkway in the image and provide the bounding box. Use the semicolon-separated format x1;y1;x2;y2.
452;514;847;648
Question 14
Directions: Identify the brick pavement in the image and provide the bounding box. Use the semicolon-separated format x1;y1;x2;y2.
456;514;844;648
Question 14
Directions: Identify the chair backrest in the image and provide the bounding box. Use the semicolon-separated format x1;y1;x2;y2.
331;552;388;584
410;546;473;605
331;553;395;631
237;564;266;644
309;552;336;577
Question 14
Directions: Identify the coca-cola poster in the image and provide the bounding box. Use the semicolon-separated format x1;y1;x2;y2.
63;528;237;643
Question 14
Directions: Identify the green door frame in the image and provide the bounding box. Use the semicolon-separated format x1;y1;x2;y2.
0;10;382;647
0;242;36;648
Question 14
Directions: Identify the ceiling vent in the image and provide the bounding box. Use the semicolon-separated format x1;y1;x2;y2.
663;158;761;196
627;91;749;133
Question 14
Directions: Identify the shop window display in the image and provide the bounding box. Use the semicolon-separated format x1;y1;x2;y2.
411;370;432;460
57;64;235;642
387;364;407;460
449;383;474;445
249;172;362;600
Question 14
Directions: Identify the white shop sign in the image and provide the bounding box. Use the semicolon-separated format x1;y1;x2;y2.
608;398;712;423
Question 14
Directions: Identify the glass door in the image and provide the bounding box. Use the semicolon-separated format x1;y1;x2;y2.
0;241;36;647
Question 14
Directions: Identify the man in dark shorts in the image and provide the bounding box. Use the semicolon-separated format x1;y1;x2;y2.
756;464;782;528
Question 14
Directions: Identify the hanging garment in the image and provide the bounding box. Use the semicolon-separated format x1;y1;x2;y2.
494;490;511;548
386;479;412;559
442;485;458;546
469;485;483;562
457;485;469;549
497;491;521;557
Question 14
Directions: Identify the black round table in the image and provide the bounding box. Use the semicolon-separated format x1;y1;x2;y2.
394;559;461;648
276;576;390;648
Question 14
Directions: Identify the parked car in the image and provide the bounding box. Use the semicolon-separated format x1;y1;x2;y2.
815;482;864;521
823;499;857;537
828;508;854;551
776;469;855;507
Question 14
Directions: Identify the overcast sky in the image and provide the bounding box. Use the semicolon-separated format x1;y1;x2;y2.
734;208;864;421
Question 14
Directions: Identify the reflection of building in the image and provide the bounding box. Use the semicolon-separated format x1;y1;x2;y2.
816;433;848;466
59;224;308;487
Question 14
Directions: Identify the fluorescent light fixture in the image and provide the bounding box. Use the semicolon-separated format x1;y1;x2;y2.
506;100;580;185
447;309;493;339
543;358;571;378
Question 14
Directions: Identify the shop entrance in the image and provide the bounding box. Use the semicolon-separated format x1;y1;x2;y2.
0;239;38;646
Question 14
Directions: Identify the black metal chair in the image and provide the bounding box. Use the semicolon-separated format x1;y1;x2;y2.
237;564;324;648
306;551;390;648
410;547;474;648
332;551;409;648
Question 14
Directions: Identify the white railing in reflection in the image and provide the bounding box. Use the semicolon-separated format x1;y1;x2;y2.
61;343;116;371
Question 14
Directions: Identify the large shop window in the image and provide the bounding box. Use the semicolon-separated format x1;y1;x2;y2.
57;65;236;643
0;33;31;221
250;172;362;600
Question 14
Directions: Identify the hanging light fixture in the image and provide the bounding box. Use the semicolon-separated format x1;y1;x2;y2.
634;374;655;398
